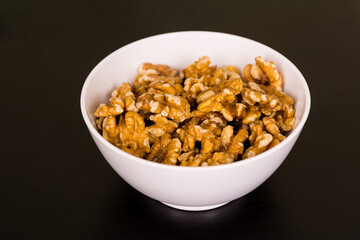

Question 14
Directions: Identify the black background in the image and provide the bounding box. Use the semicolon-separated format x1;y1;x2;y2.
1;0;360;239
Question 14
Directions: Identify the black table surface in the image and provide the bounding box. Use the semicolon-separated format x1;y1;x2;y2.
1;1;360;239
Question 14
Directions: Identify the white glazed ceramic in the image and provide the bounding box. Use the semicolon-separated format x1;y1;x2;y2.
80;31;311;211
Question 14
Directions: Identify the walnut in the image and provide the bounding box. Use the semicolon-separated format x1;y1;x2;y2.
215;125;248;160
135;63;183;95
146;114;179;138
136;93;191;122
178;150;198;164
179;153;212;167
211;67;228;82
197;88;236;113
118;111;150;158
183;56;217;78
176;125;208;152
111;83;138;112
256;83;295;132
196;68;243;120
257;83;293;106
200;131;221;154
190;109;207;118
196;90;216;105
242;132;273;159
175;112;227;153
135;75;183;94
242;105;261;125
262;117;286;141
205;152;235;166
248;120;265;145
182;65;233;108
212;69;243;95
225;65;240;74
139;81;183;96
139;63;178;77
242;64;268;84
241;83;282;116
187;111;225;123
277;100;296;132
197;112;227;136
180;152;234;167
176;114;239;157
176;124;222;154
94;83;138;117
255;56;284;91
146;134;182;165
182;65;242;112
94;97;124;117
96;116;105;130
220;102;247;121
220;125;234;148
268;138;281;149
227;129;249;158
277;114;296;132
101;115;121;147
182;75;211;106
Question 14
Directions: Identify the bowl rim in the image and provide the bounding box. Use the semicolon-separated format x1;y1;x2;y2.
80;31;311;172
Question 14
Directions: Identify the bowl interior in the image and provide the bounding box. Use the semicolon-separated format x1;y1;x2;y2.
81;31;310;151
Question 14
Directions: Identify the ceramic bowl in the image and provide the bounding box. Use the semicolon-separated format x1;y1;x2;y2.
80;31;311;211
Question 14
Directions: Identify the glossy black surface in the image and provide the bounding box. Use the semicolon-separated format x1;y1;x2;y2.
1;1;360;239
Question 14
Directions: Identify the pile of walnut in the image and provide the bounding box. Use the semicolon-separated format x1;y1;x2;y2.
94;56;295;167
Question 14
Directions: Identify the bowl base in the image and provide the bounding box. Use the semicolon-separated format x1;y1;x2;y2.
161;201;229;211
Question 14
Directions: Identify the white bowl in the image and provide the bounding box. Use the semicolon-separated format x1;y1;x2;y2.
80;31;311;211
